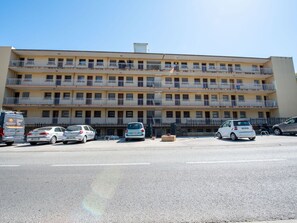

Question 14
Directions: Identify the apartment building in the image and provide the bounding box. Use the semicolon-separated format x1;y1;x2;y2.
0;45;297;136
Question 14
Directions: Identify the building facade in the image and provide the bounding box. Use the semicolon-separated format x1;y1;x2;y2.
0;46;297;136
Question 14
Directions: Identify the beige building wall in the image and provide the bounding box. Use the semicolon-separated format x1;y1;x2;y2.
270;57;297;117
0;47;12;108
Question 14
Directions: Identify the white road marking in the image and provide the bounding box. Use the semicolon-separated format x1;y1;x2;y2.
0;164;20;167
186;159;286;164
51;162;151;167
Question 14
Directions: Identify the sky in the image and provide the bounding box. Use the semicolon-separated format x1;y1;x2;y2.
0;0;297;70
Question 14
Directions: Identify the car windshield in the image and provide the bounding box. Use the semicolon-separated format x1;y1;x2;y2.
66;126;82;131
234;121;250;126
35;127;52;131
128;123;142;129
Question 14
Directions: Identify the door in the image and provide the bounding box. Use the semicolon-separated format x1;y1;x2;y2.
147;111;154;125
86;93;92;105
58;58;63;68
233;111;238;119
203;79;208;88
138;111;144;123
56;75;62;86
266;112;270;118
19;58;25;67
118;111;123;125
53;111;59;124
228;64;233;73
147;94;154;105
138;61;144;70
16;75;22;85
264;96;267;107
87;76;93;86
138;77;143;87
202;63;207;72
88;59;94;68
118;93;124;105
229;79;235;89
260;65;264;74
54;93;60;105
175;111;181;124
14;92;20;104
174;78;180;88
85;111;91;125
138;94;143;105
173;62;179;71
204;95;209;106
262;80;266;90
175;94;180;106
118;77;124;87
231;95;236;106
205;111;210;124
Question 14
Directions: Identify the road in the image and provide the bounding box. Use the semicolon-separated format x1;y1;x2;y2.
0;136;297;223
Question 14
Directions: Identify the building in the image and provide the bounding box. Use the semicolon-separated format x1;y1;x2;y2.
1;45;297;137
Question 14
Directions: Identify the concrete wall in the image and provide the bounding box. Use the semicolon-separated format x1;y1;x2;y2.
271;57;297;117
0;47;12;108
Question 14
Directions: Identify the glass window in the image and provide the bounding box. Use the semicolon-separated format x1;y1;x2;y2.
224;111;231;118
166;94;172;101
182;94;189;100
77;75;85;82
223;95;229;101
108;111;115;118
212;111;219;118
96;59;104;66
209;63;215;69
210;79;216;85
258;112;264;118
166;111;173;118
94;93;102;100
256;95;262;101
147;61;161;70
252;65;259;71
65;75;72;82
66;58;73;65
126;111;133;118
46;75;53;82
76;93;84;99
236;79;243;84
63;92;70;99
195;94;202;101
109;60;117;67
194;78;201;85
193;63;200;69
94;111;101;117
22;92;30;98
182;78;188;84
235;64;241;71
221;79;228;84
165;62;172;68
24;74;32;81
196;111;203;118
254;80;260;85
184;111;190;118
79;59;86;66
108;93;116;100
44;92;52;99
126;93;133;100
109;76;116;83
48;58;55;65
239;111;246;118
238;95;245;101
211;95;218;101
126;77;133;83
220;64;226;70
27;58;34;65
95;76;102;82
181;62;188;69
165;77;172;84
75;111;82;118
61;110;69;118
42;110;50;117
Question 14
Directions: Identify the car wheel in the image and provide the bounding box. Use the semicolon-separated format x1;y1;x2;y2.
230;133;237;141
30;142;37;145
216;132;222;139
82;136;87;143
273;128;282;135
49;136;57;144
142;138;145;141
5;142;13;146
249;137;256;140
63;141;68;144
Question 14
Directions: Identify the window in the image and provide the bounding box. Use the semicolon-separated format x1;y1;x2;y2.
108;111;115;118
27;58;34;65
24;74;32;81
182;94;189;100
94;93;102;100
42;110;50;117
78;59;86;66
184;111;190;118
235;64;241;71
193;63;200;69
209;63;215;69
94;111;101;118
195;94;202;101
165;62;171;68
95;76;102;82
76;93;84;99
238;95;245;101
211;95;218;101
196;111;203;118
126;77;133;83
212;111;219;118
46;75;53;82
96;59;104;66
236;79;243;84
221;79;228;84
22;92;30;98
220;64;226;70
166;111;173;118
223;95;229;101
63;93;70;99
77;75;85;82
182;78;188;84
61;110;69;118
224;111;231;118
44;92;52;99
194;78;201;85
66;58;73;65
75;111;82;118
252;65;258;71
126;93;133;100
166;94;172;101
108;93;116;100
126;111;133;118
256;95;262;101
240;111;246;118
48;58;55;65
109;60;117;67
254;80;260;85
210;79;216;85
147;61;161;70
109;76;116;83
20;110;27;117
165;77;172;84
64;75;72;82
258;112;264;118
181;62;188;69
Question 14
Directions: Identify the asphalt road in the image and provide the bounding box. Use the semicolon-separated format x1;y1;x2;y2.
1;136;297;223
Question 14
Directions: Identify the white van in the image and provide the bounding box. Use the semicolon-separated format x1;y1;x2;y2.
125;122;145;141
0;111;25;146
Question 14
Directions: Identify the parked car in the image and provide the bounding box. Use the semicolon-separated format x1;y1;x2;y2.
272;116;297;135
63;125;96;144
125;122;145;141
27;126;66;145
216;120;256;141
0;111;25;146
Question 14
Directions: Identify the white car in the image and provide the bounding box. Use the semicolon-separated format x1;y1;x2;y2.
125;122;145;141
27;126;66;145
63;125;96;144
216;120;256;141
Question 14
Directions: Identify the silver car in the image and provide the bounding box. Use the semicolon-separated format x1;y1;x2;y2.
272;116;297;135
27;126;65;145
63;125;96;144
125;122;145;141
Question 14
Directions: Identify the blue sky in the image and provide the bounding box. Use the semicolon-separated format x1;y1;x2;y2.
1;0;296;69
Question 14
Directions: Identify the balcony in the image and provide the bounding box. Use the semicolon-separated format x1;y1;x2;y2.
3;97;278;108
9;60;273;75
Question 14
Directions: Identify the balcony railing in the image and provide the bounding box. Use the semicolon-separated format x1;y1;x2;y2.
4;97;278;108
6;78;276;91
9;60;273;74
